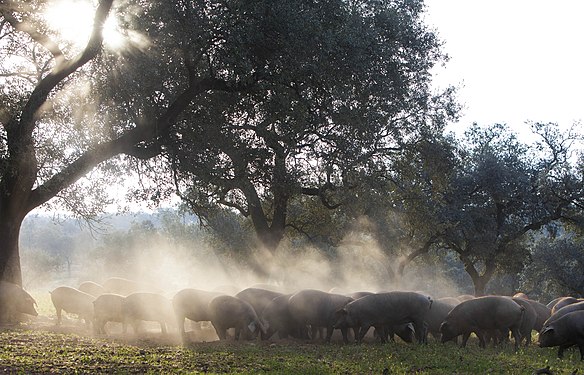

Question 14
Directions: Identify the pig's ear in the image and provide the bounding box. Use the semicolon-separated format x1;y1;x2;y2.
540;326;554;335
248;321;257;333
260;319;270;331
335;308;348;316
259;321;268;335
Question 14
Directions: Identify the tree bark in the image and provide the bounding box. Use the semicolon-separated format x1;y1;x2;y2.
223;141;289;254
0;207;26;285
460;255;497;297
240;179;287;254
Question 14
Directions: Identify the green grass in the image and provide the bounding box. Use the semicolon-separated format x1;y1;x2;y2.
0;326;583;374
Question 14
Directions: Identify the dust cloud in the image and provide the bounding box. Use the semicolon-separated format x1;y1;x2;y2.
20;214;467;302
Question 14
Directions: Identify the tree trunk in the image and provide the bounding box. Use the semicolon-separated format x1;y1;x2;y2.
461;256;497;297
239;180;285;253
256;228;285;254
0;132;36;286
233;148;289;254
0;209;26;286
471;275;489;297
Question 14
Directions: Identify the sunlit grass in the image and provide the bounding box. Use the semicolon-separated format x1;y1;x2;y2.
18;290;583;373
0;328;582;374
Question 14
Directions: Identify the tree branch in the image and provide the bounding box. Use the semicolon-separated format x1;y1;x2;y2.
1;8;66;63
397;235;437;277
126;143;163;160
302;183;343;209
9;0;114;142
217;197;248;217
27;76;218;210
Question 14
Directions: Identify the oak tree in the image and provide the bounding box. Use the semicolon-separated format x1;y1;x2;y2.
167;0;457;255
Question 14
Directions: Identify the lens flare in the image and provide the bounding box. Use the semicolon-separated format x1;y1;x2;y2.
44;0;124;50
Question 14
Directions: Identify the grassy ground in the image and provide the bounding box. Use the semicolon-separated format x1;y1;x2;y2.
0;323;582;374
5;293;581;374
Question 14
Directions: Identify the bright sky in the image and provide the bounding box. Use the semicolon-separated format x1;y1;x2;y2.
424;0;584;137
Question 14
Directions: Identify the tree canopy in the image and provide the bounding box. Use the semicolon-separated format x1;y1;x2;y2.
390;123;584;295
163;0;457;254
0;0;457;285
1;0;583;302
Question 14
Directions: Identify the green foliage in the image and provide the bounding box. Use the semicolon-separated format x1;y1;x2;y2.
158;0;457;252
384;123;584;295
198;208;255;256
0;329;583;374
0;0;126;219
521;234;584;300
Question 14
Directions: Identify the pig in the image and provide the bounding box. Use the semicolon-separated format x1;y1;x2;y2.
349;291;417;343
250;283;287;293
425;299;458;340
334;291;432;344
511;297;537;346
93;293;126;334
288;289;353;343
208;295;266;340
483;300;535;349
538;310;584;359
0;281;38;323
349;291;374;300
122;292;174;334
172;288;222;337
457;294;475;302
526;299;551;332
78;281;105;297
103;277;163;296
551;297;582;314
547;297;564;310
235;288;284;320
438;297;462;306
328;287;348;295
50;286;95;328
545;301;584;326
103;277;142;295
260;294;301;340
439;295;524;350
513;292;529;300
380;323;416;344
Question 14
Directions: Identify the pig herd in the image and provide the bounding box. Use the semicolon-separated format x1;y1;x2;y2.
3;278;584;360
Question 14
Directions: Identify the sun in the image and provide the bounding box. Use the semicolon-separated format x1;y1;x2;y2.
44;0;125;50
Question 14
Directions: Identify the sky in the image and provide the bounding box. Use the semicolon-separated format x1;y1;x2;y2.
424;0;584;138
